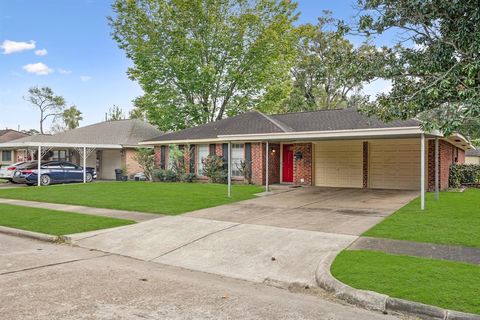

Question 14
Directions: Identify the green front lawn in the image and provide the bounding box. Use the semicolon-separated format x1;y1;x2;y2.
0;203;134;235
364;189;480;248
0;182;263;215
332;250;480;315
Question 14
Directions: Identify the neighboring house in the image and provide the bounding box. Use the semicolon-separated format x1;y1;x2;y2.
0;119;163;180
0;129;29;166
465;149;480;164
141;109;473;191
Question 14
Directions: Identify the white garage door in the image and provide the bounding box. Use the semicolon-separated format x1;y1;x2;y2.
101;150;122;180
314;141;363;188
369;139;421;190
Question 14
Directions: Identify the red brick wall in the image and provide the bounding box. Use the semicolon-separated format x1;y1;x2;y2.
154;146;161;167
363;141;368;188
293;143;312;185
427;139;465;191
251;143;265;185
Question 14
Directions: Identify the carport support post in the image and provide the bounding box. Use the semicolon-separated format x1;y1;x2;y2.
421;134;425;210
83;146;87;183
227;142;231;198
435;138;439;201
37;145;41;187
265;141;269;192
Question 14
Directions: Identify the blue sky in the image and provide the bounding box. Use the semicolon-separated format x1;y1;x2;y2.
0;0;393;132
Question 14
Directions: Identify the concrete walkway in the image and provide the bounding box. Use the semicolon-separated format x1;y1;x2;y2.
349;236;480;265
0;198;160;222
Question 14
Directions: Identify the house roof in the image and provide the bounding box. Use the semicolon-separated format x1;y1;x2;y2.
5;119;163;148
144;108;421;143
466;149;480;157
0;129;29;143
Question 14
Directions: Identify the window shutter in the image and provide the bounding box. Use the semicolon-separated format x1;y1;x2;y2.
222;143;228;170
209;144;216;156
160;146;166;170
189;145;195;173
245;143;252;173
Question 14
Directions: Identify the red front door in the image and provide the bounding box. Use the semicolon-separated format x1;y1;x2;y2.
282;144;294;183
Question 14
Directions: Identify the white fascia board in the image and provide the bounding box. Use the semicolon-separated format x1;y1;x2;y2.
218;127;427;141
0;142;123;149
139;138;225;145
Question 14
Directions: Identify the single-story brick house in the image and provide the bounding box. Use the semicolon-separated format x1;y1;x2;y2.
0;119;163;180
0;129;29;166
141;109;473;195
465;149;480;164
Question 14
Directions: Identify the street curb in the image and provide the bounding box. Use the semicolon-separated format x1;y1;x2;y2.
315;252;480;320
0;226;62;243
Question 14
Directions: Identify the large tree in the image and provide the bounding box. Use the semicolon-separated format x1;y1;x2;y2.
283;13;381;112
356;0;480;137
24;86;66;134
109;0;298;131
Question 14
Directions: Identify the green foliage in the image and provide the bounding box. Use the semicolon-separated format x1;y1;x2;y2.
107;105;125;121
449;164;480;188
153;169;178;182
134;148;155;181
109;0;299;131
355;0;480;138
24;86;66;134
237;160;252;184
332;250;480;314
283;12;381;112
202;155;227;183
62;105;83;130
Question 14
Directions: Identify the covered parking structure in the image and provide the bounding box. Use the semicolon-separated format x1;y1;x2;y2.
0;140;122;186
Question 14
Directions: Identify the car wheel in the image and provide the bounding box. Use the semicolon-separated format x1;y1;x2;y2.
40;174;51;186
86;173;93;183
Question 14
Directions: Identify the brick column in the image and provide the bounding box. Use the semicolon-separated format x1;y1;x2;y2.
293;143;313;185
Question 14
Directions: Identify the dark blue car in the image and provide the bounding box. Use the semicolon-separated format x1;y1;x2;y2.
12;161;97;186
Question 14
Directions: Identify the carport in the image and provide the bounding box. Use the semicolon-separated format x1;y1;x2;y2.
0;140;122;186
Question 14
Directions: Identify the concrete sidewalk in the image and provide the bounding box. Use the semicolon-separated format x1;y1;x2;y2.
73;216;356;287
0;198;160;222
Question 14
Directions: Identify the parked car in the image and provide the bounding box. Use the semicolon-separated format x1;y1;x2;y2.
0;162;26;182
12;161;97;186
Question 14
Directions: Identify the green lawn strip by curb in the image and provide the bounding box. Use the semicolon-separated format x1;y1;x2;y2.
0;182;263;215
364;189;480;248
331;250;480;315
0;203;135;236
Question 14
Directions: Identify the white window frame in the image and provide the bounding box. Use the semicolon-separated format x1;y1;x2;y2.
197;144;209;176
231;143;244;177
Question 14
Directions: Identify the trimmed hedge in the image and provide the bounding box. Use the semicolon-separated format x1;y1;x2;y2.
449;164;480;188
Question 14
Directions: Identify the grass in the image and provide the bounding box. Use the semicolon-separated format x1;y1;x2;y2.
364;189;480;248
332;250;480;315
0;182;263;215
0;203;134;235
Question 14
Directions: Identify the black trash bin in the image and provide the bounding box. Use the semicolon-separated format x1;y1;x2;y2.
114;169;123;181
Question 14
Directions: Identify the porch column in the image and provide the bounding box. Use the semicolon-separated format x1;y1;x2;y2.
37;146;41;186
435;137;439;201
265;141;269;192
83;146;87;183
227;142;231;198
421;134;425;210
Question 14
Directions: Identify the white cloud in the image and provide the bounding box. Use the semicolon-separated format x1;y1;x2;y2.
58;68;72;74
1;40;36;54
80;75;92;82
22;62;54;75
34;48;47;56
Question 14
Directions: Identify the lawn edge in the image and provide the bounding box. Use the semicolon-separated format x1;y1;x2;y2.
0;225;62;243
315;251;480;320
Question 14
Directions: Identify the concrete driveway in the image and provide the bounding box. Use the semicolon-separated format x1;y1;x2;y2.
72;187;417;287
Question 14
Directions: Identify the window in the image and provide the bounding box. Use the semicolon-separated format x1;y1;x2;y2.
197;144;209;176
62;163;79;170
1;151;12;162
52;150;68;161
42;162;63;169
231;144;244;177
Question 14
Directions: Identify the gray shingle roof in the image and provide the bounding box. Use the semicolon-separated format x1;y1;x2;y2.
9;119;163;146
145;108;420;143
0;130;29;143
466;149;480;157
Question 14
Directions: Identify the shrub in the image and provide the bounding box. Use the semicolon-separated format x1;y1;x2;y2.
153;169;178;182
134;148;155;181
237;160;252;184
180;173;197;183
202;155;227;183
449;164;480;188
